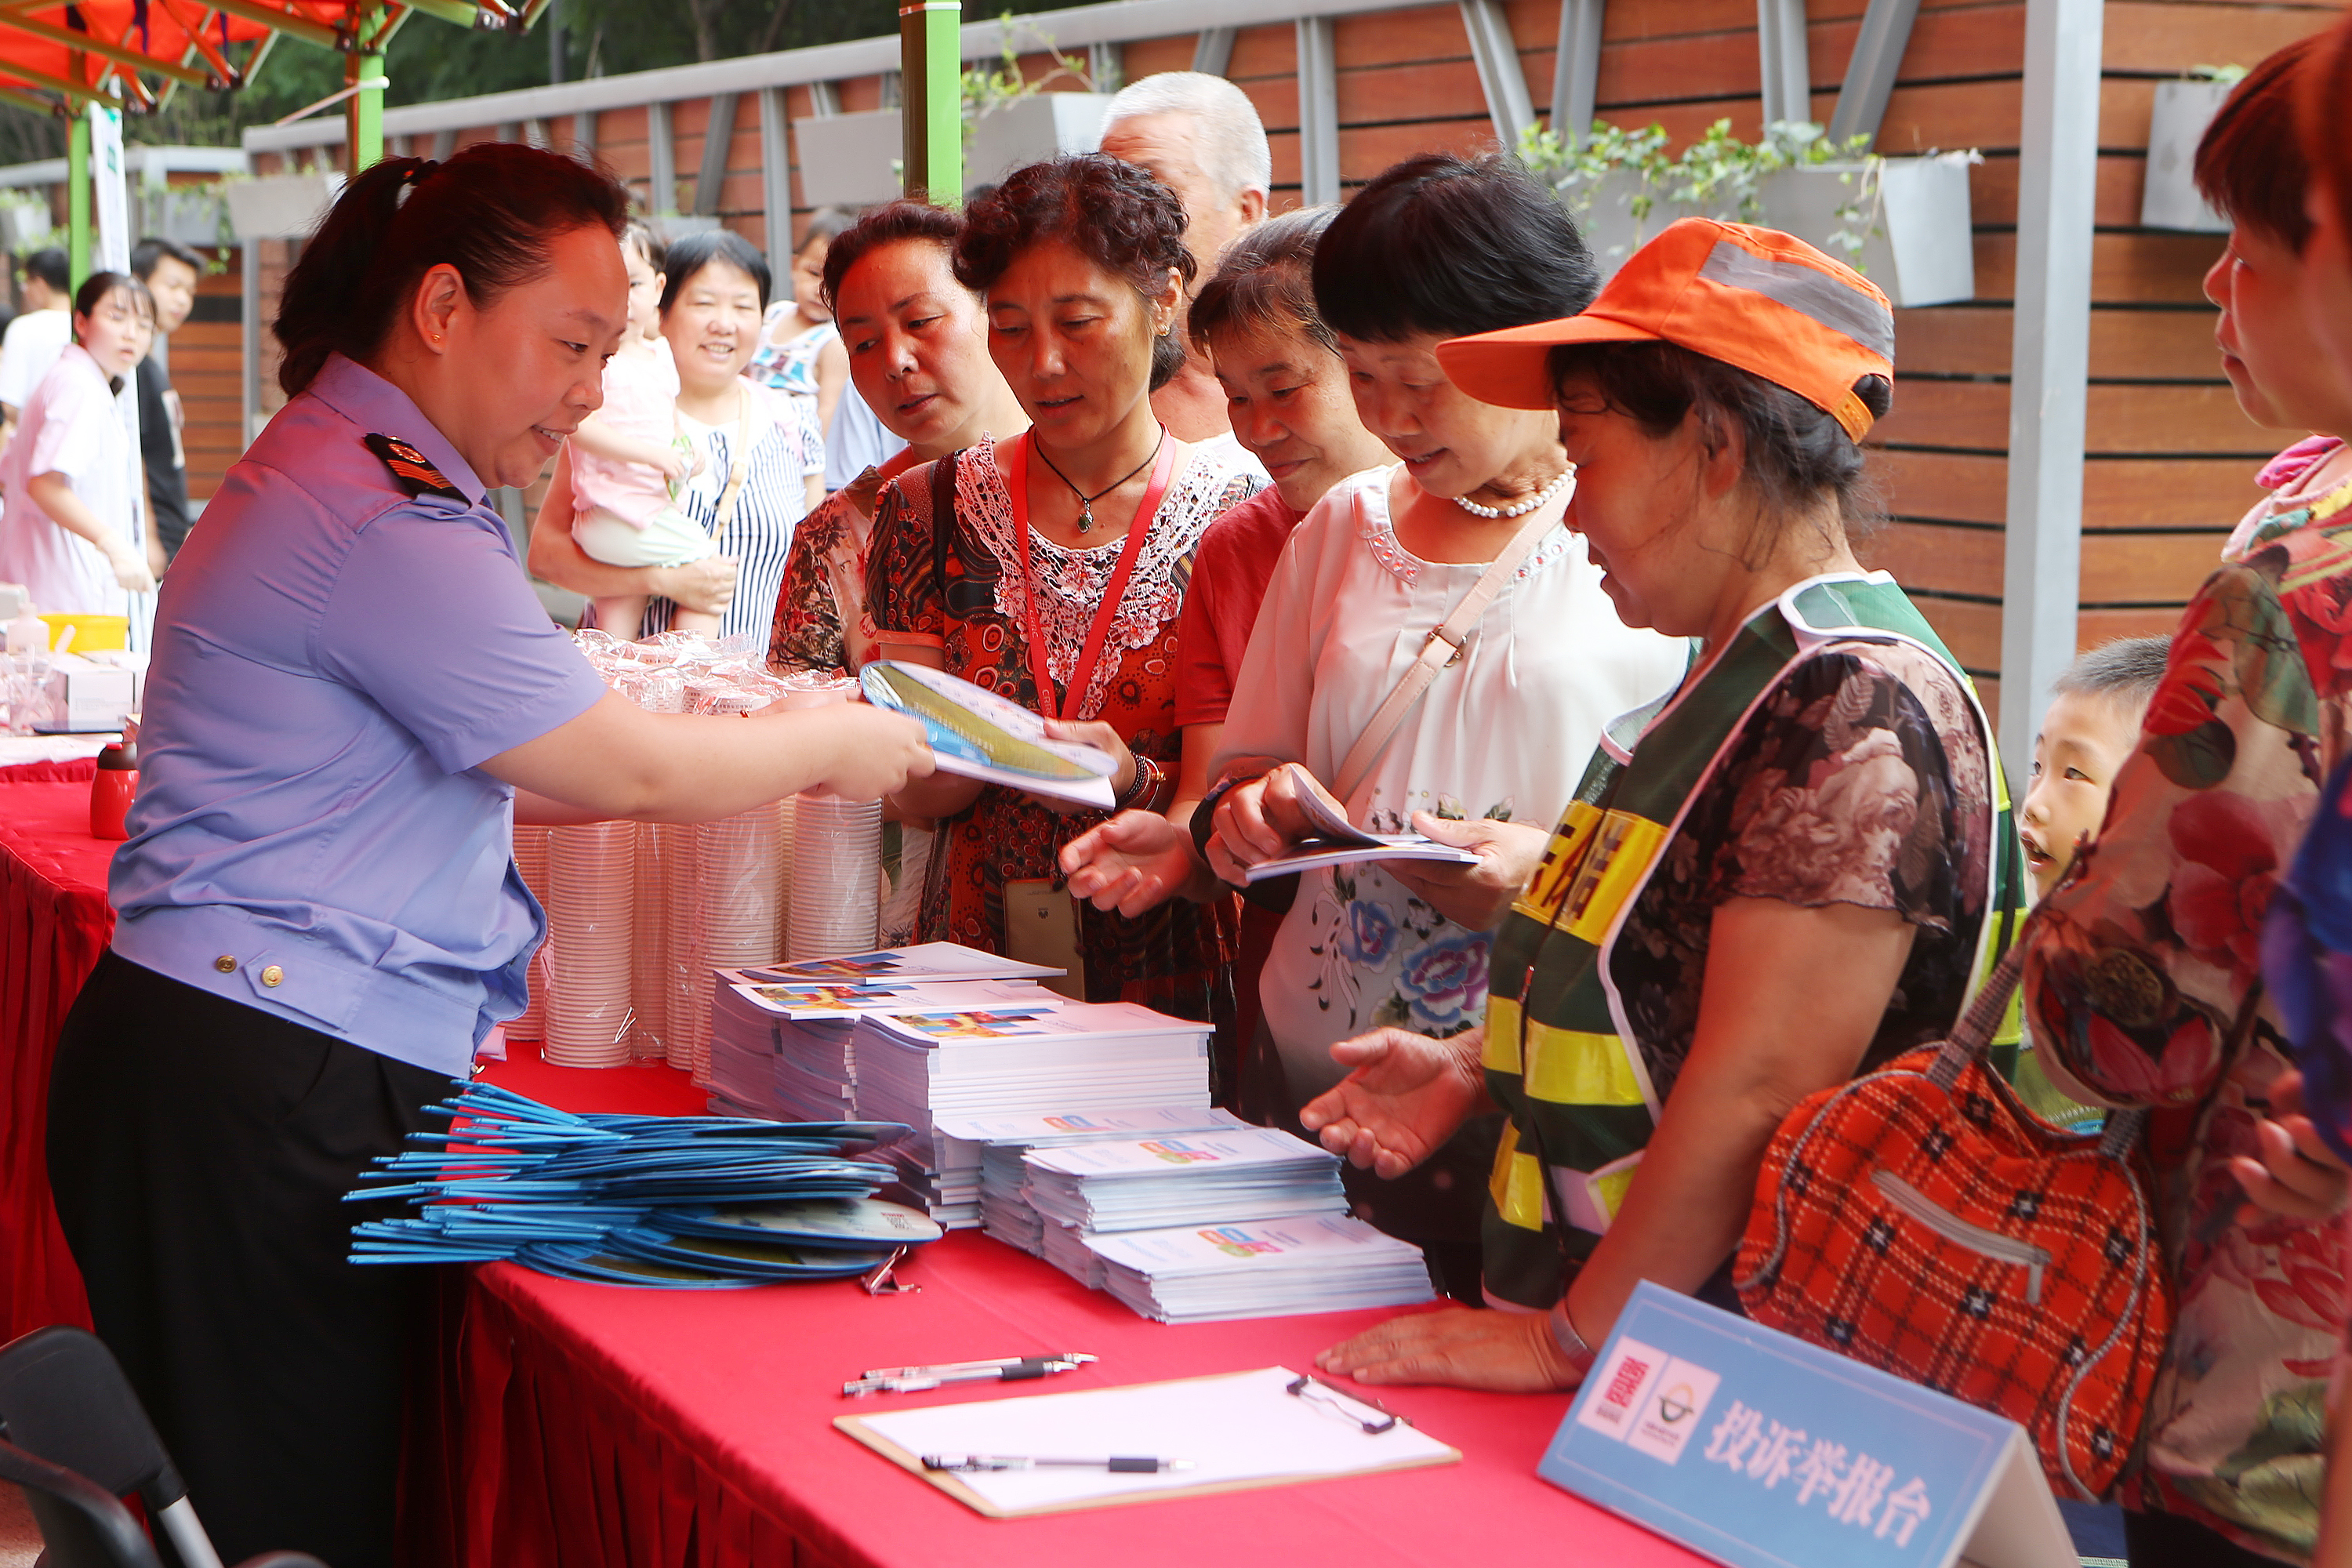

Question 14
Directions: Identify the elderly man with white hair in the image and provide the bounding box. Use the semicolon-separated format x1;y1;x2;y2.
1098;71;1271;445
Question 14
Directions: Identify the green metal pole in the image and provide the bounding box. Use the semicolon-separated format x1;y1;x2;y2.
345;9;389;172
66;107;89;289
898;0;961;203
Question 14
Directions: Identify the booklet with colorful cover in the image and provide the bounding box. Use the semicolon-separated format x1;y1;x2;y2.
726;975;1063;1021
1236;782;1479;883
859;660;1119;808
732;943;1064;985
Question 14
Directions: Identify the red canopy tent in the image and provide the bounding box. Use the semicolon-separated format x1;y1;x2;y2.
0;0;549;276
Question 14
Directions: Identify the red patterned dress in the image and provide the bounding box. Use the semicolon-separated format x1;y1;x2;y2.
864;435;1259;1040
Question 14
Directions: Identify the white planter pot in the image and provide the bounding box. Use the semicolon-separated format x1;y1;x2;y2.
136;187;229;250
1;203;50;252
791;109;905;210
964;93;1111;193
2141;78;2231;233
1555;168;1711;273
224;172;343;241
1559;154;1973;307
1761;154;1976;308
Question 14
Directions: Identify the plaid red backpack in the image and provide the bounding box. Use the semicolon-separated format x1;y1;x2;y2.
1732;944;2173;1501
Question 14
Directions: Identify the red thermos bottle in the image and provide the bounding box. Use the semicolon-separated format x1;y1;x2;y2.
89;742;137;840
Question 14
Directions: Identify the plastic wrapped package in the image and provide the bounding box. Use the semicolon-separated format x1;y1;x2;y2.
510;824;552;1042
789;793;882;960
543;819;636;1068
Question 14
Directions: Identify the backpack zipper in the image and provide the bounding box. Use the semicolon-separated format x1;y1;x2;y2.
1869;1169;2049;1305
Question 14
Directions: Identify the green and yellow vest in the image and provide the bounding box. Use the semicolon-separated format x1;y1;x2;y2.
1480;572;2026;1308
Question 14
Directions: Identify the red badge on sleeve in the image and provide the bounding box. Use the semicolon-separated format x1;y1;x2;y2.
363;433;467;502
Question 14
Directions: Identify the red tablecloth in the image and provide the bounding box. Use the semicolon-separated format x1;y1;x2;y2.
428;1233;1701;1568
0;772;112;1341
433;1057;1702;1568
0;789;1696;1568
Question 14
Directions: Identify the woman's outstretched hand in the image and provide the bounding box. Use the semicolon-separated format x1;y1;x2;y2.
1316;1305;1579;1392
1060;810;1203;915
811;704;935;802
1385;813;1552;931
1298;1026;1490;1178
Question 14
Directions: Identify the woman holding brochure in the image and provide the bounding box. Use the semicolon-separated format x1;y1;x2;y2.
866;155;1261;1032
1275;223;2017;1395
1183;155;1686;1293
44;145;930;1568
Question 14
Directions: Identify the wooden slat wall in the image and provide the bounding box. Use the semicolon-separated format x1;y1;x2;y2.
175;256;242;503
238;0;2342;704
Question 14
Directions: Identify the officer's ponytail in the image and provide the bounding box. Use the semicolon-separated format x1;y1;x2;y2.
274;142;629;397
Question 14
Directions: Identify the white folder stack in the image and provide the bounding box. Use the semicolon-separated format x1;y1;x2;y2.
1020;1126;1346;1234
1086;1214;1437;1323
924;1105;1251;1257
853;1000;1214;1226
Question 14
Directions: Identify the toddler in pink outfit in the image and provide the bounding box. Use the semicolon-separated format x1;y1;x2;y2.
569;223;717;635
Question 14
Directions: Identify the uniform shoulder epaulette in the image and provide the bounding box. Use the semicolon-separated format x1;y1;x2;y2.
363;433;467;502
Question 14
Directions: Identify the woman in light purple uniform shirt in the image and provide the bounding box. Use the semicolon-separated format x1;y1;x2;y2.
43;144;930;1568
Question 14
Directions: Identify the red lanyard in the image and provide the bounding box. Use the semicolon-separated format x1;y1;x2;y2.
1006;430;1178;722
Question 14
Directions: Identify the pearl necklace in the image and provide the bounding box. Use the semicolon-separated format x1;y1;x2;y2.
1454;466;1573;519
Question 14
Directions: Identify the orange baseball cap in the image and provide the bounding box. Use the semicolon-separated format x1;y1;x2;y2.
1435;217;1895;441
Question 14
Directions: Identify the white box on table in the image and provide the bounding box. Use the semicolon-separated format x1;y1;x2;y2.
41;654;135;731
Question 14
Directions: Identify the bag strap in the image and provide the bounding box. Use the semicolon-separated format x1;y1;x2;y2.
1927;934;2029;1091
1332;501;1559;804
706;384;759;548
1927;915;2159;1158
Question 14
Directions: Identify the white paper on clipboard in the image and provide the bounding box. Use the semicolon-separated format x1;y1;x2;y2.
837;1364;1460;1516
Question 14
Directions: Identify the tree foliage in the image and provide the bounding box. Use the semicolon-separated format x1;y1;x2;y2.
0;0;1068;160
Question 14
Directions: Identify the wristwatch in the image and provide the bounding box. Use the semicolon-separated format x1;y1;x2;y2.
1548;1297;1599;1380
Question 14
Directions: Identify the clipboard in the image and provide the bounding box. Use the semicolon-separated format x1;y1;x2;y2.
835;1365;1461;1518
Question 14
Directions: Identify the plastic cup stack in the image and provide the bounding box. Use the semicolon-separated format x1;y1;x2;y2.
659;822;702;1073
678;800;786;1079
543;819;637;1068
789;793;882;960
510;825;551;1043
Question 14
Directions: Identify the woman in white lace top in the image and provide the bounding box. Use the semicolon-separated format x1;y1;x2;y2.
867;157;1261;1043
1197;154;1689;1291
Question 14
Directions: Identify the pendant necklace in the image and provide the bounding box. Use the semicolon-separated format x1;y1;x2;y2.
1032;425;1168;535
1454;466;1573;519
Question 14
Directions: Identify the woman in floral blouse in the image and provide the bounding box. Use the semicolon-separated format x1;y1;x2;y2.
2032;38;2352;1568
866;157;1260;1028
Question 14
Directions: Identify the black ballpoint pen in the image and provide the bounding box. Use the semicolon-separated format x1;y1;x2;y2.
844;1356;1092;1396
921;1454;1195;1473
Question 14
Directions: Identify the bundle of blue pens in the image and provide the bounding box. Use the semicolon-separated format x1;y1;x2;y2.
344;1082;946;1288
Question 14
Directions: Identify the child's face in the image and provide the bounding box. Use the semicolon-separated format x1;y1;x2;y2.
2020;690;2143;897
792;237;831;325
2206;223;2352;436
622;241;663;341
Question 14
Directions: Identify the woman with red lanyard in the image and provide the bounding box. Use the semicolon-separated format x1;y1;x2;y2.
866;155;1261;1044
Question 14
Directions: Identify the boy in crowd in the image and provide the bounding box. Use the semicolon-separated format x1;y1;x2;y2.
131;238;202;563
2019;637;2172;897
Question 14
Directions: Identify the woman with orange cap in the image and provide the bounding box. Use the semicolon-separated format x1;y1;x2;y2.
1293;218;2023;1393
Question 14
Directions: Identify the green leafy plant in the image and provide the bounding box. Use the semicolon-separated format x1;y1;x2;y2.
1518;117;1882;262
960;17;1094;163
